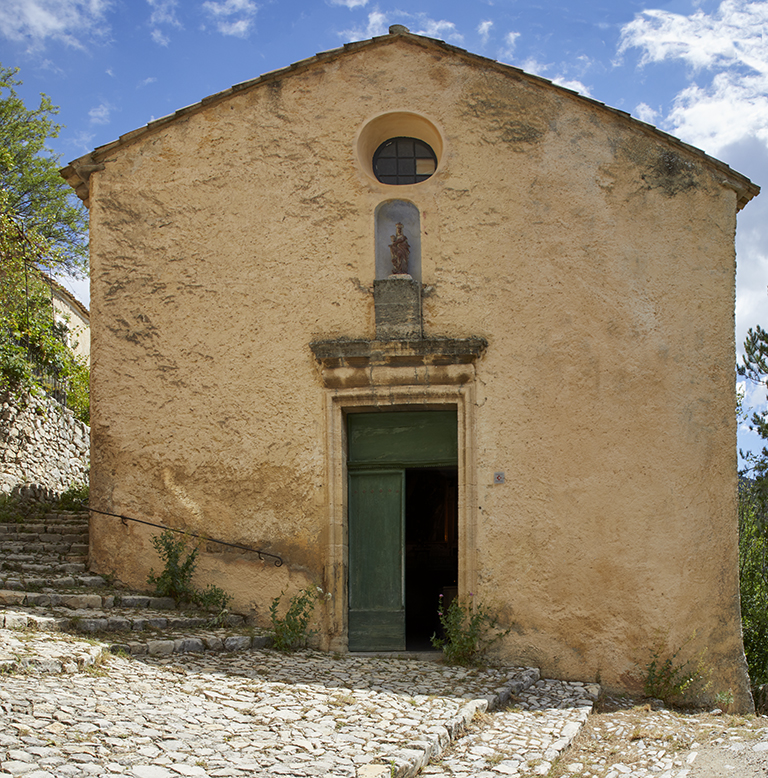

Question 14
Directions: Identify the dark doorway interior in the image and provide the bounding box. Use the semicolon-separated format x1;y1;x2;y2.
405;467;459;650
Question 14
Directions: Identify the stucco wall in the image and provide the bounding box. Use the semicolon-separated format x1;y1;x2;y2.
83;37;751;707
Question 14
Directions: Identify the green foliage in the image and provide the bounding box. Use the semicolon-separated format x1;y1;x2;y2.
148;530;199;604
269;586;330;651
739;482;768;686
0;65;90;423
0;481;88;522
643;634;711;705
147;529;232;616
56;481;89;511
0;491;46;523
430;593;510;666
0;64;87;274
738;322;768;687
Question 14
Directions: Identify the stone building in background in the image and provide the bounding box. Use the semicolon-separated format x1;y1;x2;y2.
61;28;759;708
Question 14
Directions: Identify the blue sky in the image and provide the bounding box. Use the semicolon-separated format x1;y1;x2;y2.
2;0;767;456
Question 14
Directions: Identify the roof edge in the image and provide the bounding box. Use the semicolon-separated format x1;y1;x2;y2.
60;28;760;210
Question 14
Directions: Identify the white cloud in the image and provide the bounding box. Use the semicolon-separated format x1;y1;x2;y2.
151;28;170;45
329;0;368;8
634;102;659;124
139;76;157;87
618;0;768;156
411;16;463;44
515;57;592;97
618;0;767;73
341;11;463;44
499;30;520;61
147;0;181;45
0;0;111;50
478;20;492;45
88;101;113;124
550;76;591;96
70;129;96;153
341;11;388;41
202;0;258;38
148;0;179;26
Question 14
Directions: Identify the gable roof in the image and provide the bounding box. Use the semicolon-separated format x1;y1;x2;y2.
42;272;90;321
60;26;759;210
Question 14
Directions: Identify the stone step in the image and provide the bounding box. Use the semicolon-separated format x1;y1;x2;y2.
1;604;246;635
6;547;90;559
0;573;106;590
0;513;266;671
0;540;85;552
0;530;88;542
1;560;87;574
0;626;273;675
0;590;177;610
0;520;89;533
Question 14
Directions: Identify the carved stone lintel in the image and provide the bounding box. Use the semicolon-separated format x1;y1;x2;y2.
309;336;487;389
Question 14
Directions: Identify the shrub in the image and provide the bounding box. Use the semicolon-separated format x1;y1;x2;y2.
56;481;88;511
431;593;510;666
147;529;231;616
643;633;711;706
269;586;330;651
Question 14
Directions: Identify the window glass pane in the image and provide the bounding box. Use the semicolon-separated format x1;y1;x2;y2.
416;159;436;175
397;138;415;156
378;142;397;157
377;158;398;176
373;137;437;185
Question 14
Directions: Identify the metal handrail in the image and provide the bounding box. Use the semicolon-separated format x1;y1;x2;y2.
86;505;283;567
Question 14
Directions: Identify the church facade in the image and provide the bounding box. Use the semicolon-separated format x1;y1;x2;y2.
62;28;758;707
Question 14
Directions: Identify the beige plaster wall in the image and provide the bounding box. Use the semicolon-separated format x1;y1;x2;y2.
52;292;90;362
86;38;751;707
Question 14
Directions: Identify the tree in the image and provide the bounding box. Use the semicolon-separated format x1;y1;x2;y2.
739;482;768;687
738;324;768;687
0;64;89;422
0;64;87;275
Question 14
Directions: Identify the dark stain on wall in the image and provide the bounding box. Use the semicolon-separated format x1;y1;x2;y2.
642;150;701;197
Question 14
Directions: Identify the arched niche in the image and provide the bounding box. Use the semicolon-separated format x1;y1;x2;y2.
375;200;421;283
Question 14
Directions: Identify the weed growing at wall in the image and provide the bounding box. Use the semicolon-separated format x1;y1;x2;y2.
643;633;711;706
431;593;510;666
147;529;231;618
269;586;331;651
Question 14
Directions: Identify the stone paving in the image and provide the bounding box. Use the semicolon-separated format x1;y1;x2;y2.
422;680;596;777
0;635;598;778
552;699;768;778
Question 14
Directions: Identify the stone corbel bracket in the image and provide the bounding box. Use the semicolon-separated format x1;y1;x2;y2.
309;337;487;389
59;159;105;208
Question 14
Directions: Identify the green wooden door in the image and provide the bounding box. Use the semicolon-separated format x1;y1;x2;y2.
347;411;458;651
348;470;405;651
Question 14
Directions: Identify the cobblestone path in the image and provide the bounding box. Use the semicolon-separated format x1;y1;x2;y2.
0;638;595;778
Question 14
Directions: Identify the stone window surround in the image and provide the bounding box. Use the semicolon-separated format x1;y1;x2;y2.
320;382;479;652
356;111;443;186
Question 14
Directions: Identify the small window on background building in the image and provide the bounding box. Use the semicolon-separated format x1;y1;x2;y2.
373;137;437;185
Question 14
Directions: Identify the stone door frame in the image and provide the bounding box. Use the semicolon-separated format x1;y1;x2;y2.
321;384;478;652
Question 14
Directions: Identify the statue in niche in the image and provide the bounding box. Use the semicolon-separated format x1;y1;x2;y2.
388;223;410;275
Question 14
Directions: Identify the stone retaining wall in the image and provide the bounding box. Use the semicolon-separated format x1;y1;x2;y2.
0;392;89;497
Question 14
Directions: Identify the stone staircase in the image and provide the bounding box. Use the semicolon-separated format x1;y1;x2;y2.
0;510;269;673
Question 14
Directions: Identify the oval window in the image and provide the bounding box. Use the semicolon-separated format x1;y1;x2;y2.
372;137;437;185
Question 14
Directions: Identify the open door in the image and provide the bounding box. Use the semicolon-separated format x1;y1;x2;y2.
347;410;458;651
348;470;405;651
